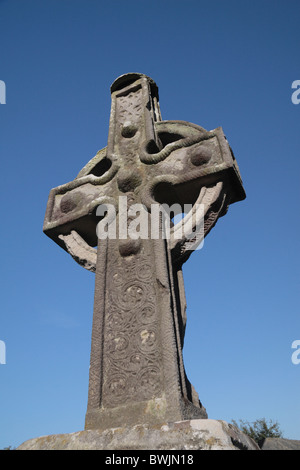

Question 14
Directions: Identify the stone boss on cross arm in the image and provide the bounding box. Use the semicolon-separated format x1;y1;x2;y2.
43;73;245;431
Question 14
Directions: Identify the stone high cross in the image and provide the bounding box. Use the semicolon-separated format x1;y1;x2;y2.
43;73;245;430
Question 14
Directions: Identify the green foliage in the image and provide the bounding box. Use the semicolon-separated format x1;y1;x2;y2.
231;418;283;447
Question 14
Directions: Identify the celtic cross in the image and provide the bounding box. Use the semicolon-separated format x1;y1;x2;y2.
43;73;245;430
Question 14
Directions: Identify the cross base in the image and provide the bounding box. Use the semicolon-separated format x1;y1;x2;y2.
85;395;207;431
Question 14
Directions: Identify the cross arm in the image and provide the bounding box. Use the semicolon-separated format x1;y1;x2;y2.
43;147;118;270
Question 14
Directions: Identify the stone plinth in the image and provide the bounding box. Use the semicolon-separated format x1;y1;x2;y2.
17;419;259;450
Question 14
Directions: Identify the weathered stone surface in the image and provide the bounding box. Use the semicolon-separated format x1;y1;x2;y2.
17;419;259;450
261;437;300;450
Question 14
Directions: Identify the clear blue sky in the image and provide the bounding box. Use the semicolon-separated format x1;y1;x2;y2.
0;0;299;449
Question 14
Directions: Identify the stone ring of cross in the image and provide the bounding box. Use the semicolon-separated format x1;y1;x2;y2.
44;73;245;272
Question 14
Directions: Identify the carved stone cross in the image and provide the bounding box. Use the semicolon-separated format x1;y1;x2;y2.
43;73;245;431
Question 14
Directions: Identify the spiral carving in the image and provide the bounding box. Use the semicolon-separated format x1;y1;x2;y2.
102;248;163;408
